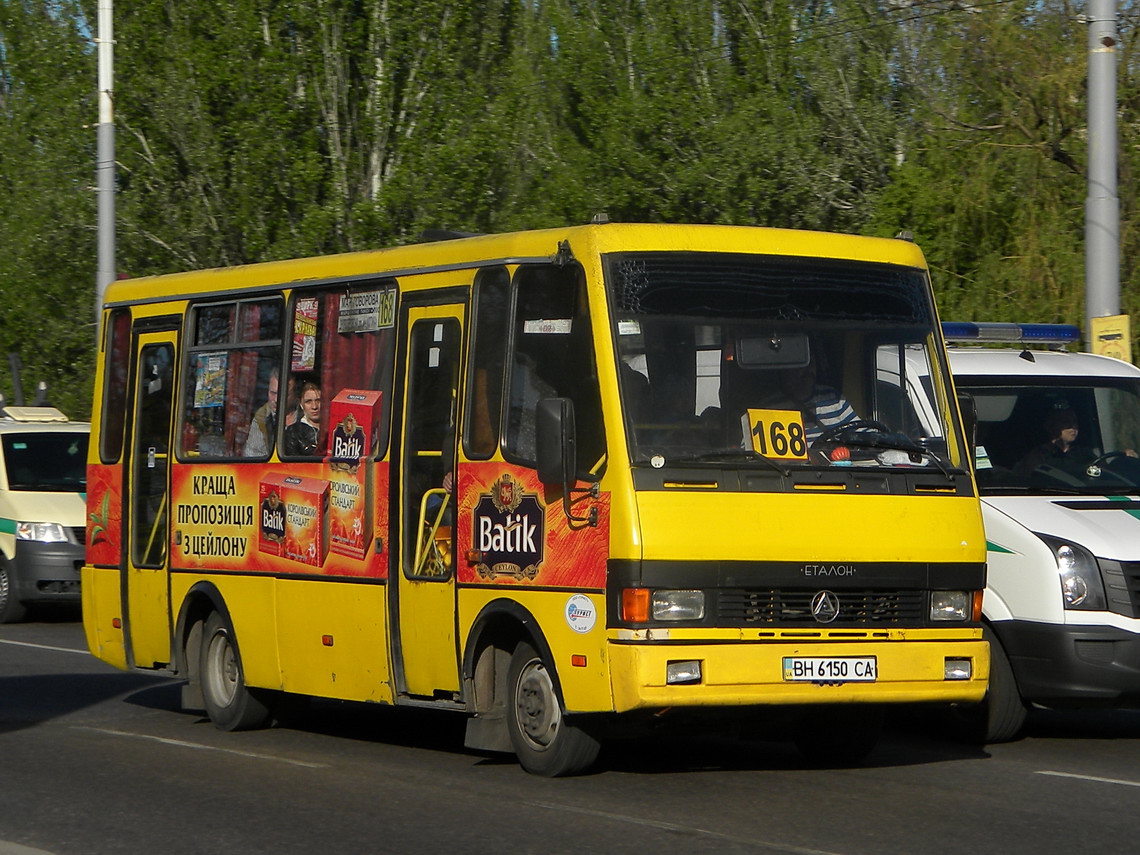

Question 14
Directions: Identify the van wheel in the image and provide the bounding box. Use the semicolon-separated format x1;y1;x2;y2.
199;611;270;731
949;626;1027;743
506;641;600;776
0;558;27;623
794;705;883;766
979;628;1028;742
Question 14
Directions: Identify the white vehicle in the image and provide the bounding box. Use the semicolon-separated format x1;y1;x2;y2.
887;322;1140;741
0;406;89;622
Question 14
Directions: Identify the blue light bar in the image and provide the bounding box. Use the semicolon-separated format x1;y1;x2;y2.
941;322;1081;344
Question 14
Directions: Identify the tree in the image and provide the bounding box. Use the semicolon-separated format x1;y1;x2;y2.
0;1;96;418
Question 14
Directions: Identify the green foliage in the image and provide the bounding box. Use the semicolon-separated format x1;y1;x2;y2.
3;0;1140;409
0;0;96;418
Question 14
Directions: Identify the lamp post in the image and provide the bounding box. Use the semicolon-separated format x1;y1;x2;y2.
1085;0;1120;341
95;0;115;334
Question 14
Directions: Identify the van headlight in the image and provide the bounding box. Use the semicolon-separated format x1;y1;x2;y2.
1037;534;1107;610
652;590;706;621
16;522;68;543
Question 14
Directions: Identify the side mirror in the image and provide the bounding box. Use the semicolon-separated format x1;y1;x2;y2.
535;397;596;526
957;391;977;467
536;397;575;486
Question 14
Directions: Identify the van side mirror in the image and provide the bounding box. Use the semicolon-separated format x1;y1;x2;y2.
957;391;977;466
535;397;597;526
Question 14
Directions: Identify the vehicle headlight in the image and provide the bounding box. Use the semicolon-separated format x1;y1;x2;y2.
16;521;68;543
930;590;970;621
651;590;706;621
1037;534;1107;610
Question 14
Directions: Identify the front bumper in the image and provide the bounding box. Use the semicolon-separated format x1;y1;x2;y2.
607;635;989;713
995;620;1140;706
11;540;84;604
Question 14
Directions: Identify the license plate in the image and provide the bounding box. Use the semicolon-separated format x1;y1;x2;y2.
783;656;877;682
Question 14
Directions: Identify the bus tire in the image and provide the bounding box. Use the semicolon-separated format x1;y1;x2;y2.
793;705;883;766
979;628;1028;743
0;557;27;624
199;611;271;731
506;641;600;777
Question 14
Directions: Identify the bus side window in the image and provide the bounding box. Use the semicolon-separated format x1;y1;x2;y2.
464;267;510;459
100;308;132;463
504;264;606;475
281;282;398;461
180;298;283;460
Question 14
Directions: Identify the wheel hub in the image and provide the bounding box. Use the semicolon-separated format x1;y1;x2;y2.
516;660;560;750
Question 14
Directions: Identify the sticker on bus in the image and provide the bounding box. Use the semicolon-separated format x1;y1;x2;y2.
744;409;809;460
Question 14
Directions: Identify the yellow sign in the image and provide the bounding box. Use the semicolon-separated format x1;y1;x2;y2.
745;408;809;460
1090;314;1132;363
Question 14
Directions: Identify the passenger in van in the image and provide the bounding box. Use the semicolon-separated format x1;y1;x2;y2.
1014;407;1093;474
243;368;279;457
283;381;322;456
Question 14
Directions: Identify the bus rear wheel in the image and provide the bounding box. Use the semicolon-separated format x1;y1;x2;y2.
506;641;600;777
199;611;271;731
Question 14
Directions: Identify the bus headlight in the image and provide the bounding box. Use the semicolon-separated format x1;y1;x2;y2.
930;591;970;621
1037;535;1106;610
16;522;68;543
652;590;706;621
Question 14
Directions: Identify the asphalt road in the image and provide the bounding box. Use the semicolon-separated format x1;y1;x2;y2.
2;613;1139;855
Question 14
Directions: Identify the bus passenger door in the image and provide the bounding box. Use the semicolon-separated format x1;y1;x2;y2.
394;305;464;698
123;330;177;668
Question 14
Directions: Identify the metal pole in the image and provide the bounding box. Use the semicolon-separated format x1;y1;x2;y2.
1085;0;1120;344
95;0;115;334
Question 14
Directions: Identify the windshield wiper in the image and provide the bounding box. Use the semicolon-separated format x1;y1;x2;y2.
831;431;954;480
652;450;790;477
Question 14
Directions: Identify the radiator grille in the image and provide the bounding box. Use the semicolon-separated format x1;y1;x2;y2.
719;588;926;625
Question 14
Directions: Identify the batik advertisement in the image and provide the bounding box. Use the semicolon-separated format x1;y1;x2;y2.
455;463;609;590
166;460;390;578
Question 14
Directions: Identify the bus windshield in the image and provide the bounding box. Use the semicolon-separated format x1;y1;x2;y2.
606;252;961;471
958;376;1140;495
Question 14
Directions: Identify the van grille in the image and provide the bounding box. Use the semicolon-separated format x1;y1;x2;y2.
718;588;926;625
70;527;86;545
1104;561;1140;618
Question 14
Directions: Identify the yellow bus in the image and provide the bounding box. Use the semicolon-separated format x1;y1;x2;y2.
83;222;989;775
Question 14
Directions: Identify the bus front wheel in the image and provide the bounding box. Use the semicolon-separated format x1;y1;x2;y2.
199;611;270;731
506;641;600;777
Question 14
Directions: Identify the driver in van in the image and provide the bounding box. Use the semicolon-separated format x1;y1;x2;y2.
1014;407;1093;474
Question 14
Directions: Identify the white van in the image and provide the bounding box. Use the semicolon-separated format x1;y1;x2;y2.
885;323;1140;740
0;406;89;622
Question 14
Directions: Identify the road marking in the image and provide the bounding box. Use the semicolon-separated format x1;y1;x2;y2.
525;800;843;854
0;639;88;656
1037;770;1140;788
74;726;330;769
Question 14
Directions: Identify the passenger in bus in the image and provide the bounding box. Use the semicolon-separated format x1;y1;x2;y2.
283;380;322;456
243;368;279;457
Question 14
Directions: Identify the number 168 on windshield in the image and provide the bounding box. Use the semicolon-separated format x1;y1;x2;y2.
744;408;809;460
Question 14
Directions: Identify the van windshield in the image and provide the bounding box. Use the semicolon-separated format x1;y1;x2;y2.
605;252;963;471
956;377;1140;495
2;432;89;492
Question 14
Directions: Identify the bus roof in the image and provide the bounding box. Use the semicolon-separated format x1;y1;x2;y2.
103;223;928;308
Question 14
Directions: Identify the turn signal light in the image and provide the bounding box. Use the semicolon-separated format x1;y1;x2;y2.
622;588;650;623
972;590;984;622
